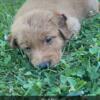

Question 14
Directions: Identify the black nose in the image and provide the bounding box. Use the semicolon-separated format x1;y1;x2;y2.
38;61;51;69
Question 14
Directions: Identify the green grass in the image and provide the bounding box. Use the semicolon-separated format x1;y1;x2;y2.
0;0;100;96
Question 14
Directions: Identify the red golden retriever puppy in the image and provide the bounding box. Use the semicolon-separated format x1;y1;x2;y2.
8;0;99;68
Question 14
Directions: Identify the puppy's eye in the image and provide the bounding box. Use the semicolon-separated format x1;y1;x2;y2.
45;37;52;44
24;47;31;51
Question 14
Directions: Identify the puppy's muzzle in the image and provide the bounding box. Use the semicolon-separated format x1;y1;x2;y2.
37;61;51;69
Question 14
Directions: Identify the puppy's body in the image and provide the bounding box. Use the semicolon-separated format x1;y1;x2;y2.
10;0;99;68
15;0;98;20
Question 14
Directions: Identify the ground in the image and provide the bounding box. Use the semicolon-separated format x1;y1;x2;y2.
0;0;100;96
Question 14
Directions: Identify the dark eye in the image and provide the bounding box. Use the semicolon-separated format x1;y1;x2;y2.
24;47;31;51
45;37;52;44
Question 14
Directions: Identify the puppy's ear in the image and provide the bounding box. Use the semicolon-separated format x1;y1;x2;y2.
51;13;80;40
7;34;18;48
51;13;71;40
57;14;70;40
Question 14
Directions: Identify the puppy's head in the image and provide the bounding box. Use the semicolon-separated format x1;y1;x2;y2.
9;10;74;68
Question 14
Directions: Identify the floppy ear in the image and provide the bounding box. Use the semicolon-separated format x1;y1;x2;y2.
51;13;80;40
51;14;70;40
57;14;71;40
7;34;18;48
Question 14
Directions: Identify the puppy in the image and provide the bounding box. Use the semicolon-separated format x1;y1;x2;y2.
8;0;99;68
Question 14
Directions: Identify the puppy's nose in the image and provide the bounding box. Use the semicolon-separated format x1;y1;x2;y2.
38;61;51;69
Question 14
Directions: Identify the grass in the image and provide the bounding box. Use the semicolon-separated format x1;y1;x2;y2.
0;0;100;96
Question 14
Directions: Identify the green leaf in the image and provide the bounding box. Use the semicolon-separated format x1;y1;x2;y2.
60;75;67;84
89;47;100;54
67;77;76;88
67;91;84;96
24;71;32;76
4;55;11;64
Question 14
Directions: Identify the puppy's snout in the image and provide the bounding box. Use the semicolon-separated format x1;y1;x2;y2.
38;61;51;69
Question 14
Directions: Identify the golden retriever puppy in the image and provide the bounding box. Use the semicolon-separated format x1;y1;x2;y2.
8;0;99;68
